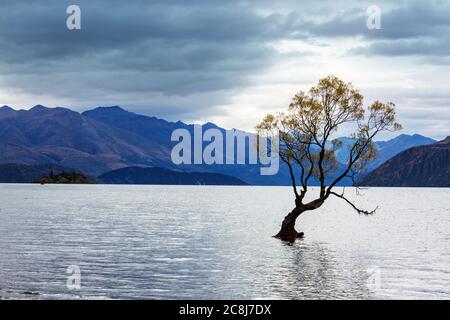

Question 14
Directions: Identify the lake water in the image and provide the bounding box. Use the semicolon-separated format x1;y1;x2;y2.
0;184;449;300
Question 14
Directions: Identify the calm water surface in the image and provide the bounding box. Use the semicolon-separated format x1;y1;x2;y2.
0;185;449;299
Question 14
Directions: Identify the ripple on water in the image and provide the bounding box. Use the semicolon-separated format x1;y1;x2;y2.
0;185;449;299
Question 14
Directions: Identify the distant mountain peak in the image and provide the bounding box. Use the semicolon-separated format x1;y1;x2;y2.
101;105;125;111
385;133;436;144
392;133;426;140
31;104;48;109
0;105;14;111
89;106;128;113
83;106;178;128
29;105;50;113
203;122;219;130
0;105;16;118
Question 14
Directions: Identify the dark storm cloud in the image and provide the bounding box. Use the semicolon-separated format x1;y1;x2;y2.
0;0;298;96
0;0;314;120
0;0;449;123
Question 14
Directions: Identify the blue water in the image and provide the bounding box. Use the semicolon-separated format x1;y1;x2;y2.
0;184;449;299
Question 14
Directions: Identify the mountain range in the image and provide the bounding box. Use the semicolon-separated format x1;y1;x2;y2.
97;166;247;185
360;137;450;187
332;134;436;172
0;104;441;185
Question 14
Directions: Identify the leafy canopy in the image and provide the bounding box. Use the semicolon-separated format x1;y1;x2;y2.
256;75;401;212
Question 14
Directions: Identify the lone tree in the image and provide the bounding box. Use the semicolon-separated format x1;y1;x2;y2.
257;76;401;241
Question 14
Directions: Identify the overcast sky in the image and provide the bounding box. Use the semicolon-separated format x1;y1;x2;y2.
0;0;449;139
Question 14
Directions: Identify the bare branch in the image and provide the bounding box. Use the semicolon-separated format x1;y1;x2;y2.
330;191;378;215
281;155;300;199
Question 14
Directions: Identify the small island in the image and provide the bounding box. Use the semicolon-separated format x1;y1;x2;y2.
34;171;94;184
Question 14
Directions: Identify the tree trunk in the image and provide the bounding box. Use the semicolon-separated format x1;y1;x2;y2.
274;206;305;242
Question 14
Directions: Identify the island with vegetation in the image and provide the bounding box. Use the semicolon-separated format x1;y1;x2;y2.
34;171;94;184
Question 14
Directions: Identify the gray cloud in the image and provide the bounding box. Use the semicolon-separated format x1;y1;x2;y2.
0;0;309;123
0;1;287;93
302;0;450;58
2;1;447;92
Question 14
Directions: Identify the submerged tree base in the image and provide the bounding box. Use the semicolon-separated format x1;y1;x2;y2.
273;206;306;242
273;229;304;242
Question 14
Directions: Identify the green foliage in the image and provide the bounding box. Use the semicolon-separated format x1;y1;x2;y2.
256;75;402;210
34;171;94;184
